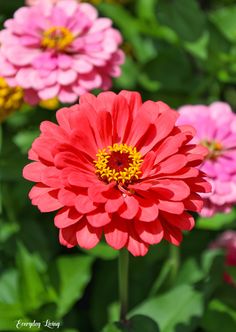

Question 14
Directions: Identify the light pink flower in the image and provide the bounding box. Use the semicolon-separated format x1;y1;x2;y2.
178;102;236;217
210;231;236;285
0;0;124;104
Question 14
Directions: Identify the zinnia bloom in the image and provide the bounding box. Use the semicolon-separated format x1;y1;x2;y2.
0;76;24;122
210;231;236;285
23;91;211;256
0;0;124;104
178;102;236;217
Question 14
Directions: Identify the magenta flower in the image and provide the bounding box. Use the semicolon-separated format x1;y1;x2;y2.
178;102;236;217
0;0;124;104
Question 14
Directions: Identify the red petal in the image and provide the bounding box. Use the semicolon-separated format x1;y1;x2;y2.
162;222;183;246
23;162;46;182
119;196;139;220
184;193;203;212
86;210;111;227
158;200;184;214
75;194;97;213
58;188;77;206
162;212;195;231
140;109;178;155
56;107;73;132
76;221;102;249
136;197;159;222
55;207;83;228
41;167;62;188
29;185;63;212
154;133;188;165
135;219;163;244
152;180;190;201
119;90;142;117
105;196;124;213
104;217;128;249
157;154;187;174
59;223;78;248
127;229;149;256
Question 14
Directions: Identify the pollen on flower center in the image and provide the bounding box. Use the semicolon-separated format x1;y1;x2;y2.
94;143;143;184
202;139;223;160
41;26;74;51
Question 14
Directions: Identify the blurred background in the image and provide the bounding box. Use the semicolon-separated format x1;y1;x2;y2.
0;0;236;331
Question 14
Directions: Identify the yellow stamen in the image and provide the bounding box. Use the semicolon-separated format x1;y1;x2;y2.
41;26;74;51
94;143;143;184
0;77;24;123
202;139;223;160
39;97;59;110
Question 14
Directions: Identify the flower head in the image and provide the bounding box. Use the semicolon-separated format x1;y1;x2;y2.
0;76;24;122
23;91;211;256
210;231;236;285
178;102;236;217
0;0;124;104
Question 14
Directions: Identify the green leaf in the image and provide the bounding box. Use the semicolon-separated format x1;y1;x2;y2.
175;258;204;286
0;220;19;243
0;269;19;304
196;208;236;230
136;0;158;22
184;32;209;60
53;254;94;318
103;315;160;332
158;0;206;42
115;57;139;90
17;243;51;312
201;299;236;332
81;242;119;260
0;303;28;331
131;285;204;332
13;129;39;154
210;5;236;42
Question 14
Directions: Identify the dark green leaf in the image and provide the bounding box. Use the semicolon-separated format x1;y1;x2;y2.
103;315;160;332
131;285;204;332
17;244;54;312
53;255;94;318
158;0;206;42
210;5;236;42
201;299;236;332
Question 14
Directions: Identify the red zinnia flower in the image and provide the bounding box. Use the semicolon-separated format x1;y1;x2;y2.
23;91;211;256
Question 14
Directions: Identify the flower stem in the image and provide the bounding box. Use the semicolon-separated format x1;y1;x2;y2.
119;249;129;322
169;245;180;285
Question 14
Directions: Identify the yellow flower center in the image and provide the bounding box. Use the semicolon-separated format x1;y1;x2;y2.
202;139;223;160
94;143;143;184
41;26;74;51
0;77;24;123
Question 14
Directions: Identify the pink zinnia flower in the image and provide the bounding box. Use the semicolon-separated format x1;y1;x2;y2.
23;91;211;256
0;0;124;104
178;102;236;217
210;231;236;285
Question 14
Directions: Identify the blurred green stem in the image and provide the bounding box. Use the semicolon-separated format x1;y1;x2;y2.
119;249;129;322
169;245;180;285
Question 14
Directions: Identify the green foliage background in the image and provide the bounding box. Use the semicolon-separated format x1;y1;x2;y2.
0;0;236;331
